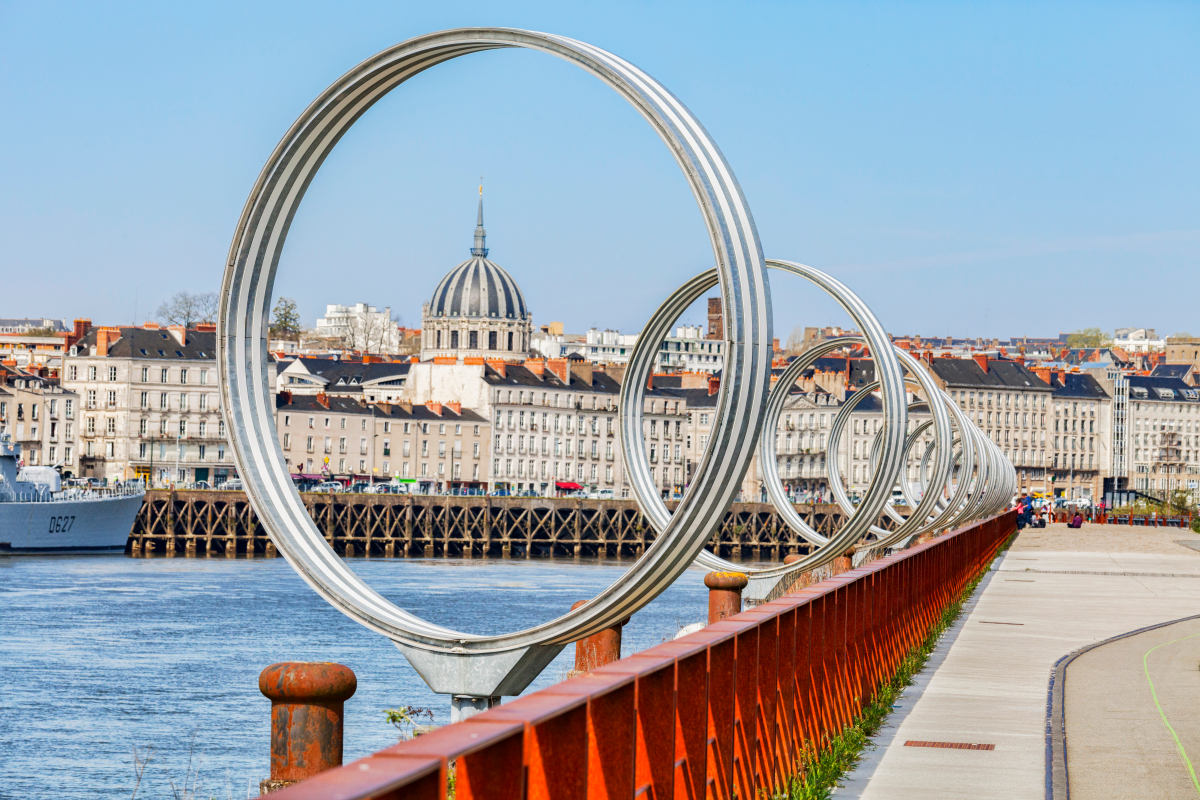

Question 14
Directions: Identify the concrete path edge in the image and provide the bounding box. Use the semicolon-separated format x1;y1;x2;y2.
1045;612;1200;800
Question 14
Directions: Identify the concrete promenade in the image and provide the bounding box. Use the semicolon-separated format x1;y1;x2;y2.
836;522;1200;799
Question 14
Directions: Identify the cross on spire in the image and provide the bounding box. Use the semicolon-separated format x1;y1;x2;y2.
471;179;488;257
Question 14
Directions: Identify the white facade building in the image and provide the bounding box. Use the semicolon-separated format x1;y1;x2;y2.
315;303;401;354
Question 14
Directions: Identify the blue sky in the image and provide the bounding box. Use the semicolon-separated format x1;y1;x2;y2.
1;1;1196;340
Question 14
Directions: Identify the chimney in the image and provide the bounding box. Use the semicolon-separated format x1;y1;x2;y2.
708;374;720;396
95;327;121;357
525;359;546;378
316;392;330;409
195;323;216;333
167;325;187;346
486;359;507;378
279;390;293;405
1032;367;1051;385
570;362;593;387
1057;370;1066;385
426;401;443;416
433;356;456;365
446;401;462;415
646;374;653;391
410;356;419;363
973;353;989;373
772;337;780;353
142;321;160;329
69;318;92;348
546;358;570;384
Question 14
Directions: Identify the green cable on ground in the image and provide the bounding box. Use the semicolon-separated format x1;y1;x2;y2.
1143;631;1200;796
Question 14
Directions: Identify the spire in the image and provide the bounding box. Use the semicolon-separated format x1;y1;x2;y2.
470;180;488;257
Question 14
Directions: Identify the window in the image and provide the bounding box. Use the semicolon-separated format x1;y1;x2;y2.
383;421;390;433
180;394;189;411
108;366;117;381
140;392;148;409
86;390;96;409
159;392;168;410
139;419;148;435
87;366;97;381
179;420;187;437
283;433;291;450
340;418;346;429
199;394;207;411
200;370;208;385
106;391;116;408
198;444;207;460
160;368;168;383
68;365;78;381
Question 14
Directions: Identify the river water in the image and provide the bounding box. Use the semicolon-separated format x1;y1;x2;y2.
0;552;769;799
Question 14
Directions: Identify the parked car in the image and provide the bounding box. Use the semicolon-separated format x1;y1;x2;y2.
364;483;392;494
189;480;212;491
313;481;344;494
348;482;372;494
221;478;244;491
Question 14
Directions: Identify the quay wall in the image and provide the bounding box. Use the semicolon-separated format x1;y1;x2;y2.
264;510;1017;800
128;490;870;560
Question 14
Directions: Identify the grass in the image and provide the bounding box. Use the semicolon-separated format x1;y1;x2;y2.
773;537;1013;800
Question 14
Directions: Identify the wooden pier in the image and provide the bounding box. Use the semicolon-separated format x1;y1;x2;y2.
128;489;877;560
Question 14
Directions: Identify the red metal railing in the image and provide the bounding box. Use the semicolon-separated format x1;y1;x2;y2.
271;510;1015;800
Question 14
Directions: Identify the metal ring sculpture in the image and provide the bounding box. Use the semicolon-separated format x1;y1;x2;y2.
621;264;1014;602
218;28;772;702
219;28;1017;701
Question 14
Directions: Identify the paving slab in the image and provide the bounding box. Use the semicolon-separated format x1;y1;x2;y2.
835;524;1200;800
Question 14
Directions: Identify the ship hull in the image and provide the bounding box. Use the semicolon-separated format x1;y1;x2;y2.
0;493;143;554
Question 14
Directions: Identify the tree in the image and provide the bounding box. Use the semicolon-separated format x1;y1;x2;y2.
24;326;58;337
269;297;302;341
156;291;217;329
1066;328;1111;349
784;325;807;355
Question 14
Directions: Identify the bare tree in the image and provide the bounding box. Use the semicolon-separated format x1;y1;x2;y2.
156;291;217;329
337;309;400;353
784;325;806;355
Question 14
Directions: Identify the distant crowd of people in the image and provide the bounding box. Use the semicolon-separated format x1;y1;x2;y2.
1015;494;1092;530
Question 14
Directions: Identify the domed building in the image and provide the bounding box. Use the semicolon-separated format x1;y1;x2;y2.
420;194;532;361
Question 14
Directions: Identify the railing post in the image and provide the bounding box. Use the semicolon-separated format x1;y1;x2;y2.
570;599;627;672
705;572;748;624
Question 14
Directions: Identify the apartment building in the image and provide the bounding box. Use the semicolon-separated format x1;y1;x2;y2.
275;392;489;489
0;364;77;471
63;324;235;486
1123;376;1200;502
928;355;1052;494
402;357;686;496
1046;372;1111;501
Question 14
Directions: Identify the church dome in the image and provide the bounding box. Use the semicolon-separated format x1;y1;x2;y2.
427;198;528;321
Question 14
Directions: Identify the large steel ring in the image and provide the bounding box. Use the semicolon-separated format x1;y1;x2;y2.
618;260;908;597
217;28;773;692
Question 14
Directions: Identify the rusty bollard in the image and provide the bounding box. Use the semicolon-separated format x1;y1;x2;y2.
258;662;357;795
705;571;749;624
570;600;628;673
833;546;856;574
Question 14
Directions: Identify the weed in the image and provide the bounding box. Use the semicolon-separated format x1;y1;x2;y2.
384;706;436;741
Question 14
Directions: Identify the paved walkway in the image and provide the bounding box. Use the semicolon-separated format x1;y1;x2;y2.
1067;616;1200;799
835;523;1200;799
